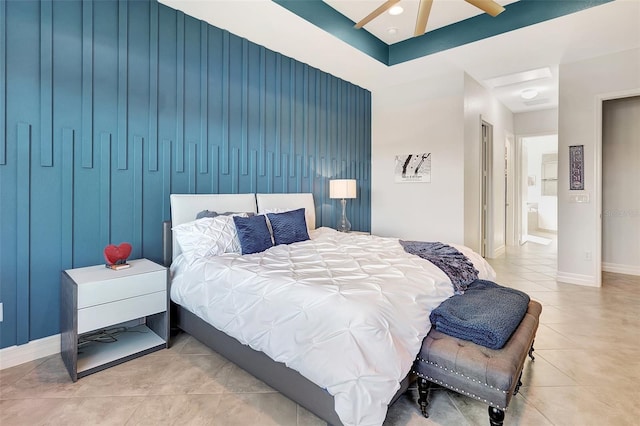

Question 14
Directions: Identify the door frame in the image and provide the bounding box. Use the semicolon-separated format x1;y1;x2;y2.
515;132;558;246
480;119;493;258
595;88;640;285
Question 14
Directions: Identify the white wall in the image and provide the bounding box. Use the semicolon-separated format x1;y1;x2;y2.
602;96;640;275
514;108;558;136
371;72;466;242
558;48;640;286
463;74;514;257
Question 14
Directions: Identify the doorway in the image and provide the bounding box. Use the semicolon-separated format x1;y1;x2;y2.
520;135;558;245
601;96;640;276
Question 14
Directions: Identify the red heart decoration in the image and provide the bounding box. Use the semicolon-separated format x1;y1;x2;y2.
104;243;132;265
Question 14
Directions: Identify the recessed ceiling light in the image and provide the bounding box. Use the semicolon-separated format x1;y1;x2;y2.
520;89;539;100
388;5;404;15
387;27;398;35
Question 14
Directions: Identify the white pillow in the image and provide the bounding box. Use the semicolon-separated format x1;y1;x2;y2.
172;214;246;261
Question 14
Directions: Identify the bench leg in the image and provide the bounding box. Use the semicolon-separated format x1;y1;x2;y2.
417;377;433;418
488;406;505;426
528;340;536;361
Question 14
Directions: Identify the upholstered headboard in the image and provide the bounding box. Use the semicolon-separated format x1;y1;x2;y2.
256;193;316;230
166;192;317;264
169;193;257;259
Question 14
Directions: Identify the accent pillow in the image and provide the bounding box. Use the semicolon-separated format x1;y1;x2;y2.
267;208;310;245
172;214;245;261
233;215;274;255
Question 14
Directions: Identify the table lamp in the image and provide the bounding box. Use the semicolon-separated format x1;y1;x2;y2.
329;179;357;232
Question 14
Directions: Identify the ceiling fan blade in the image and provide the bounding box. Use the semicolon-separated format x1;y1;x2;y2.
464;0;506;17
414;0;434;36
354;0;402;29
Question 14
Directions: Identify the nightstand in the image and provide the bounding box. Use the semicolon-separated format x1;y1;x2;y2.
60;258;168;381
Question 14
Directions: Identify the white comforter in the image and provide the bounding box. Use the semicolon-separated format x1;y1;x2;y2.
170;227;495;426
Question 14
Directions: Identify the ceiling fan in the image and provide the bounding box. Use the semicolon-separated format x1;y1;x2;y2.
354;0;506;37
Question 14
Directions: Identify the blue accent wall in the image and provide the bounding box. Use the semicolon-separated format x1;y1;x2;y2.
0;0;371;349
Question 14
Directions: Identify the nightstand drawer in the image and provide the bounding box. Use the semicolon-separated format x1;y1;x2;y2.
78;290;166;334
76;269;166;309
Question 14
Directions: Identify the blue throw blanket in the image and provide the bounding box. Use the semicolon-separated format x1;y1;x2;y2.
429;280;530;349
400;240;479;294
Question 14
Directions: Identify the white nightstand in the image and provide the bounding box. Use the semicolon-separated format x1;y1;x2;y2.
60;258;168;381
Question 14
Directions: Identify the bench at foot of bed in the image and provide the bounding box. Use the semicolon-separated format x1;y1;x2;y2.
413;300;542;426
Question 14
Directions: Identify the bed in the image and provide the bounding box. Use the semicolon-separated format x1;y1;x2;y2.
165;193;496;426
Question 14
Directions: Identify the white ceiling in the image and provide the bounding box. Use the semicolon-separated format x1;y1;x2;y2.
160;0;640;114
324;0;519;44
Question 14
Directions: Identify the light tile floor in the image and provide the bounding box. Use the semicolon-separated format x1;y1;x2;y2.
1;239;639;425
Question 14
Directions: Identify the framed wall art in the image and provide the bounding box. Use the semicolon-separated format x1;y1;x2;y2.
569;145;584;190
394;153;431;183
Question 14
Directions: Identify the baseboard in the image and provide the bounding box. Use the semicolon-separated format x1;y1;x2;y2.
602;262;640;276
556;271;599;287
0;334;60;370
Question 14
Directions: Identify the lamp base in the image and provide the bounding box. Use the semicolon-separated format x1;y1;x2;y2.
337;198;351;232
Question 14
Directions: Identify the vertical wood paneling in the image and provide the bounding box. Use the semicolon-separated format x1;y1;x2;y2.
133;135;143;259
61;128;74;270
117;0;128;170
148;0;158;172
187;142;196;193
99;133;111;247
81;0;93;168
0;0;5;165
175;12;184;173
250;150;257;193
16;123;31;344
1;0;371;350
199;22;208;174
241;39;248;175
221;31;229;174
40;0;53;167
161;138;171;220
210;145;219;194
275;55;281;176
231;148;239;193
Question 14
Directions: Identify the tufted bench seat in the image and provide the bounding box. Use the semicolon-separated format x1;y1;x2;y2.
413;300;542;426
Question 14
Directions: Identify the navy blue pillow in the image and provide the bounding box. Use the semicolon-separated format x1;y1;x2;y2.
233;215;274;255
267;208;310;245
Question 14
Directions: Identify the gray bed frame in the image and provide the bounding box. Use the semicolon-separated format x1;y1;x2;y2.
162;195;411;425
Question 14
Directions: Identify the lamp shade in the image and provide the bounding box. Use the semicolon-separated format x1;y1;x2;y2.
330;179;357;199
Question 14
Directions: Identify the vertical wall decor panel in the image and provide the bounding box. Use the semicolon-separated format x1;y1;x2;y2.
148;0;158;172
0;0;370;349
16;123;31;344
187;142;196;193
161;138;171;220
175;11;184;173
274;55;282;177
0;0;5;165
132;135;143;259
240;39;249;176
220;31;230;175
81;0;93;168
61;128;75;271
100;133;112;248
199;21;208;174
117;0;128;170
258;47;266;176
40;0;53;167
